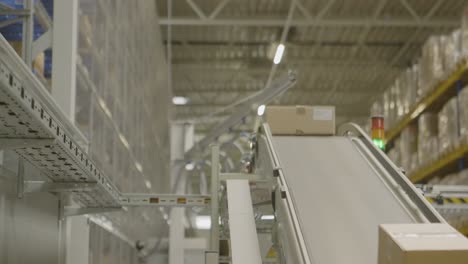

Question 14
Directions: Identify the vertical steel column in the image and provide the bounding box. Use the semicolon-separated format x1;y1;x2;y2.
456;80;465;170
210;144;220;256
51;0;79;121
16;157;24;199
21;0;34;67
58;193;71;264
169;123;195;264
65;216;90;264
226;180;262;264
51;2;80;263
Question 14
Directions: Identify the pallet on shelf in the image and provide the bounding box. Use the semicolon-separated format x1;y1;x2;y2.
409;145;468;183
386;60;468;144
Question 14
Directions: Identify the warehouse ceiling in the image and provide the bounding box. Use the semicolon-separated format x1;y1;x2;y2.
157;0;464;133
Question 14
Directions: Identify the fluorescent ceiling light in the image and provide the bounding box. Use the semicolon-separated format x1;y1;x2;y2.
257;104;266;116
185;162;195;171
119;133;130;149
195;215;211;230
135;162;143;173
261;214;275;220
98;98;112;118
172;96;189;105
145;180;152;189
273;44;285;64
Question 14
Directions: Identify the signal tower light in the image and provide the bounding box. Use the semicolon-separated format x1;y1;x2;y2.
371;116;385;150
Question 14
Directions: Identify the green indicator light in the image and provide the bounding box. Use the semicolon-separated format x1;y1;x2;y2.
373;139;385;150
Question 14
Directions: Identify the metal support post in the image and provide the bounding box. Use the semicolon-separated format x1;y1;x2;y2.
210;144;220;255
16;157;24;198
226;180;262;264
52;0;79;121
169;122;195;264
455;80;465;171
21;0;34;67
58;193;72;264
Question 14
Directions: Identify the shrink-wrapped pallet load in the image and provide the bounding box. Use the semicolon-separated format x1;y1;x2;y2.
419;36;445;97
400;125;418;173
459;86;468;145
438;98;459;155
417;113;439;168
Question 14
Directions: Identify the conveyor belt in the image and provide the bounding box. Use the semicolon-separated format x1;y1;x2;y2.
272;136;427;264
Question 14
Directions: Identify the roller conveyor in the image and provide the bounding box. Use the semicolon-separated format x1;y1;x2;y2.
255;123;445;264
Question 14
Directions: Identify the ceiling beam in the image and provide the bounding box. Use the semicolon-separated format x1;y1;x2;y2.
174;87;385;94
185;0;207;19
389;0;445;67
159;17;458;28
208;0;231;19
175;106;370;118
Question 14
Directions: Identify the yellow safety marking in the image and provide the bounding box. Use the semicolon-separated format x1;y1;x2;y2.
266;246;277;259
386;62;468;143
449;198;463;204
426;197;468;204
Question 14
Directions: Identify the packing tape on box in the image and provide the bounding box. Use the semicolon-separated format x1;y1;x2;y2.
296;106;306;115
391;232;460;239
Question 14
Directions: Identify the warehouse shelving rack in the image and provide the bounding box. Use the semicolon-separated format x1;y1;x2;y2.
383;59;468;183
386;61;468;144
410;145;468;183
0;34;210;214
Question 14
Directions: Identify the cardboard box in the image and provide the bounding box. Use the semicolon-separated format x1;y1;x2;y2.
9;41;45;77
265;105;335;135
378;224;468;264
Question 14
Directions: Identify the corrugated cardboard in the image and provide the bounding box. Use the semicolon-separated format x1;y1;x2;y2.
265;105;335;135
378;224;468;264
9;41;45;77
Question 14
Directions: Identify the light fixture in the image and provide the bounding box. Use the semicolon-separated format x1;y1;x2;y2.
273;44;285;65
145;180;152;189
185;162;195;171
172;96;189;105
371;116;385;150
135;162;143;173
257;104;266;116
98;98;112;118
195;215;211;230
119;133;130;149
261;214;275;220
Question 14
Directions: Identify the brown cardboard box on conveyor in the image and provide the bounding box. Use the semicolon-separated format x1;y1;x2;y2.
265;105;335;136
378;223;468;264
